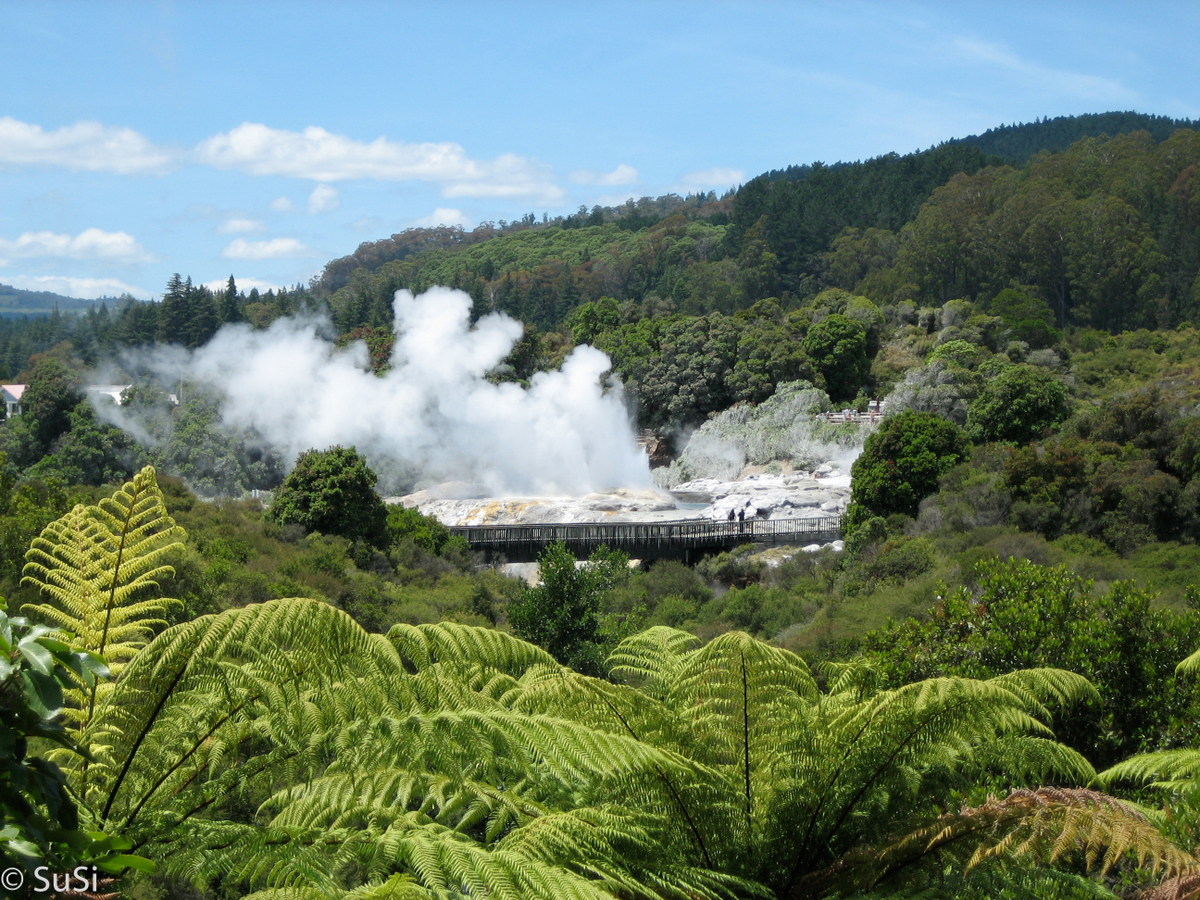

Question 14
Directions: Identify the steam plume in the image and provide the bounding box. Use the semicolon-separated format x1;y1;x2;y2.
106;287;651;495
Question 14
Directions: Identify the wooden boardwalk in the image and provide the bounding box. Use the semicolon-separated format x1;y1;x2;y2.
450;516;843;563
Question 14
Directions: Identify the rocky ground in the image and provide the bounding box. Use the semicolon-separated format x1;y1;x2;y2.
672;465;850;522
390;467;851;528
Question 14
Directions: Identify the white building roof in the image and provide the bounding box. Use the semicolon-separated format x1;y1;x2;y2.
86;384;132;404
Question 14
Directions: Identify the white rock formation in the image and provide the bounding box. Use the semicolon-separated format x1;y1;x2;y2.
393;470;850;527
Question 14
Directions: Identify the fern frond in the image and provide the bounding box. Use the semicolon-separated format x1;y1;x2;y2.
265;767;549;838
378;816;643;900
849;862;1126;899
988;668;1100;721
242;889;349;900
831;787;1195;896
171;815;626;900
342;876;444;900
75;597;391;826
818;657;884;699
496;805;763;900
1140;871;1200;900
606;626;699;700
388;621;556;675
1179;646;1200;675
20;466;185;728
509;665;693;752
1099;749;1200;792
968;735;1097;784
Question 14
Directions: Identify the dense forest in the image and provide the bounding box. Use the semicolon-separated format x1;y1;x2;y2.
0;283;105;317
8;112;1200;899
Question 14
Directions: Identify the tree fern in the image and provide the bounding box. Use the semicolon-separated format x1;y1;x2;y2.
388;621;557;674
75;597;396;827
1101;749;1200;793
601;630;1110;895
1179;647;1200;676
21;466;184;728
20;534;1185;900
822;787;1195;898
64;603;748;899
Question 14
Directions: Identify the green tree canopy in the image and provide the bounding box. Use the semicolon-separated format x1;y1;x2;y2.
18;357;83;456
266;446;388;548
965;363;1071;444
801;313;869;402
848;410;968;525
864;557;1200;767
989;287;1060;348
218;274;242;325
508;541;628;675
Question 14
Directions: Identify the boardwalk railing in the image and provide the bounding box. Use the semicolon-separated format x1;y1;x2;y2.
451;515;843;563
815;411;885;425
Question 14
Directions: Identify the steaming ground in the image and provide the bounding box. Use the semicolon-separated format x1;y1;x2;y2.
397;469;853;527
652;381;865;489
393;378;866;527
99;286;872;523
102;287;651;496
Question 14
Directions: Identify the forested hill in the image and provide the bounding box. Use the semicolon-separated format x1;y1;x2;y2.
0;282;106;315
312;191;730;296
307;119;1200;338
5;113;1200;390
951;110;1200;163
758;111;1200;184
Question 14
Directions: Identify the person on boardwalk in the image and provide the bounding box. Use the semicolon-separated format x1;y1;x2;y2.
737;507;745;532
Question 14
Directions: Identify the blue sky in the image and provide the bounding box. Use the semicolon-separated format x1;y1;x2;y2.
1;0;1197;302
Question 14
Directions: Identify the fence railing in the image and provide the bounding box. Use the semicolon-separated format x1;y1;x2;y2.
450;515;843;561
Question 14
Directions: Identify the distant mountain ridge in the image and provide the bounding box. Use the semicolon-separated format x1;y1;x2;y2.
0;282;111;316
758;111;1198;184
10;111;1200;320
950;111;1200;163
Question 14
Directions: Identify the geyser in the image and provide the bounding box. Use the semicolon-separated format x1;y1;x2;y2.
106;287;651;495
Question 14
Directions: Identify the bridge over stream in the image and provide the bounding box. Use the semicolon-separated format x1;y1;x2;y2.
450;516;843;564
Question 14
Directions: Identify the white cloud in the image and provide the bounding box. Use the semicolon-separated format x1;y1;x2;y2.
307;183;340;214
270;196;295;212
217;217;264;234
951;37;1137;103
677;167;745;191
570;164;639;186
4;274;153;300
201;276;284;294
414;207;471;228
681;168;744;190
222;237;317;260
592;192;640;208
195;123;564;202
0;228;153;263
0;117;173;174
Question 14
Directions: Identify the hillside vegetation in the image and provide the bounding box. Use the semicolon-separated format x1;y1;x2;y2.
0;281;104;316
8;113;1200;897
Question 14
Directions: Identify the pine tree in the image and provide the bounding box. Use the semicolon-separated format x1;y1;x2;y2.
156;274;190;345
218;274;243;325
185;285;218;348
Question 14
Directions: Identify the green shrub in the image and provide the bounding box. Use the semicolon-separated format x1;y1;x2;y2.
266;446;388;548
695;545;765;588
848;410;967;524
965;364;1071;444
865;557;1200;766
